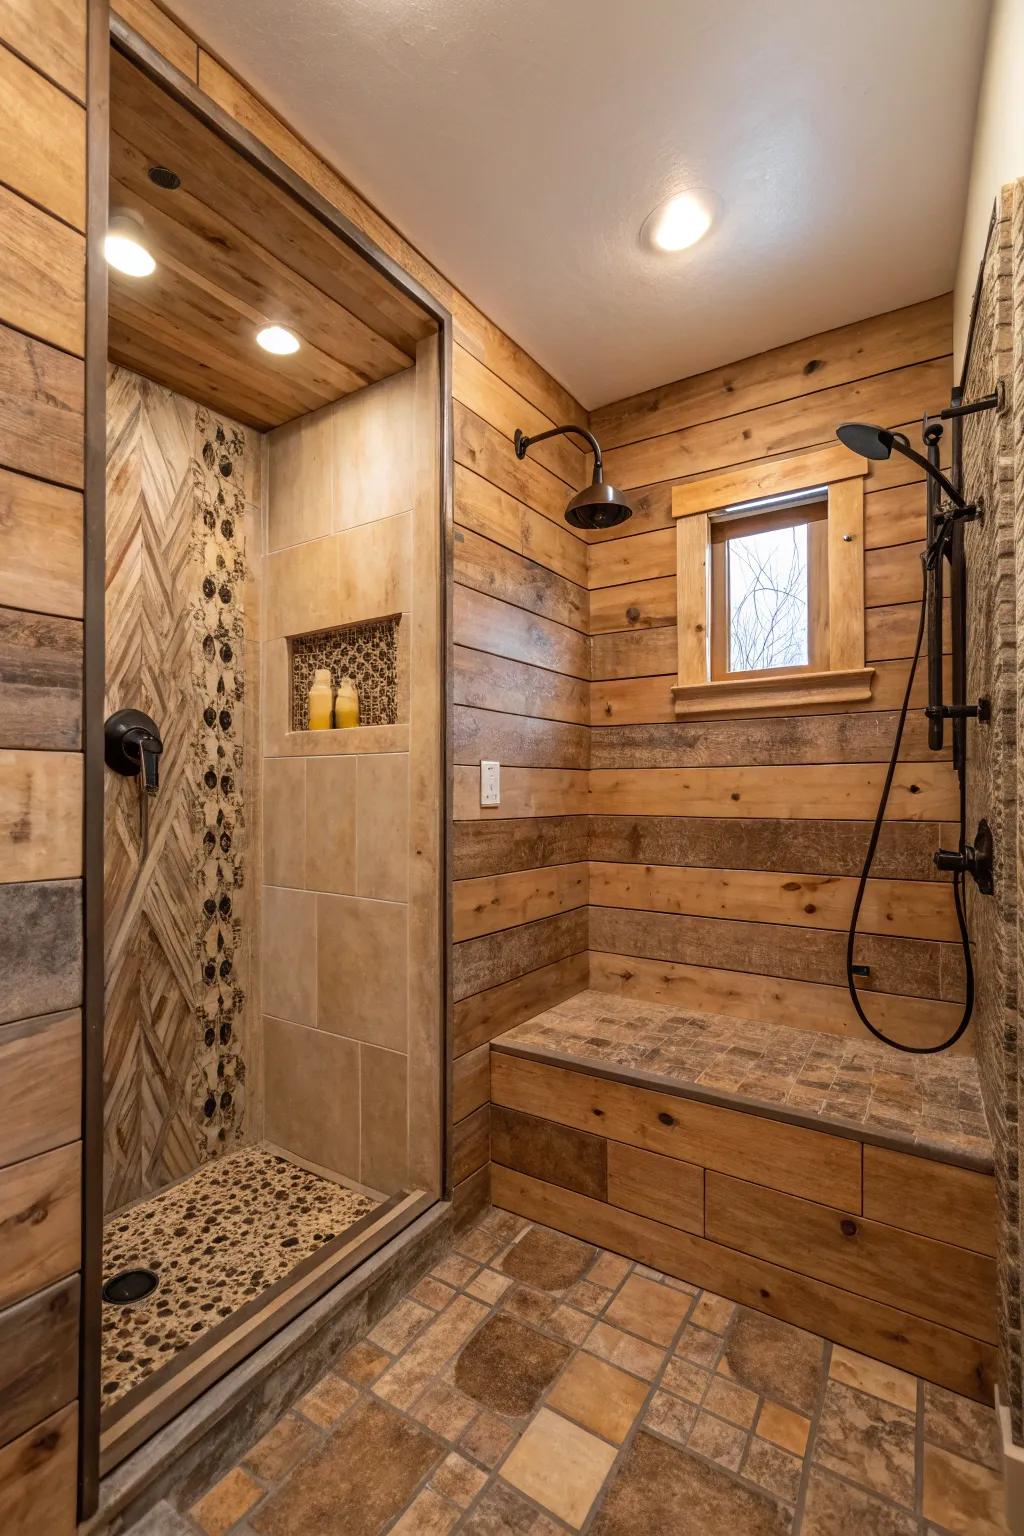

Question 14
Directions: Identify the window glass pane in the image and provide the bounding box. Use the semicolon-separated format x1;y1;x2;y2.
727;521;808;672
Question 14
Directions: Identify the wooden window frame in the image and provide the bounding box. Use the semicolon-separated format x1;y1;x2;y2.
709;500;828;680
672;444;873;717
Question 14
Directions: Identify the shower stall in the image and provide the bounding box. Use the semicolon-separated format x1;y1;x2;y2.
87;28;451;1481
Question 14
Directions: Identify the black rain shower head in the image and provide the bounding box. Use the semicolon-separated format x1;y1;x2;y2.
836;420;968;511
514;425;632;530
835;421;895;461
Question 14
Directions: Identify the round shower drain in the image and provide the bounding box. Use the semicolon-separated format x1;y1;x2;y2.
102;1268;160;1305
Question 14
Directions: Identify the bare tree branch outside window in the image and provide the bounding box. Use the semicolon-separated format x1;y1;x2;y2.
728;523;808;672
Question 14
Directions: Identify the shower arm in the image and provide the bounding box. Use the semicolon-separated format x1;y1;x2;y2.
514;425;605;478
885;431;972;515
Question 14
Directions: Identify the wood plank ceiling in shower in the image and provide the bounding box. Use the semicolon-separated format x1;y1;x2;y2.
108;49;432;429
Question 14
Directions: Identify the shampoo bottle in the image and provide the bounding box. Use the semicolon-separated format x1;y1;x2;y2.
334;676;360;729
308;668;333;730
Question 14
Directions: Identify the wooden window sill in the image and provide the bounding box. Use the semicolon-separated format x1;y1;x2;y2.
672;667;875;717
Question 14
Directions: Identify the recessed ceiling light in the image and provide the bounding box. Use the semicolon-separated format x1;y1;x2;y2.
256;324;301;355
104;210;155;277
642;190;718;253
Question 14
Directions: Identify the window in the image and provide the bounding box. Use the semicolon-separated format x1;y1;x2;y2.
671;446;873;716
710;499;826;680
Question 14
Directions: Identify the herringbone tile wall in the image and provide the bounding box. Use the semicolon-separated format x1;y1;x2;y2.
104;366;259;1214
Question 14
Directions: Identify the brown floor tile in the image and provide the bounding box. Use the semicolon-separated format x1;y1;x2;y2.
411;1380;479;1441
828;1345;917;1411
756;1400;810;1457
501;1285;558;1329
742;1438;802;1502
190;1467;263;1536
566;1278;613;1315
459;1481;563;1534
456;1226;505;1263
467;1269;512;1304
389;1488;460;1534
688;1410;748;1472
432;1254;479;1288
459;1409;517;1468
546;1304;592;1345
547;1350;648;1444
295;1372;359;1428
801;1468;917;1535
250;1398;445;1536
643;1389;699;1446
690;1293;736;1335
590;1429;791;1535
338;1339;390;1386
605;1274;692;1346
374;1295;489;1410
501;1407;617;1528
370;1298;434;1354
720;1308;825;1414
675;1323;723;1369
704;1375;759;1429
243;1414;319;1482
813;1380;915;1508
499;1226;595;1292
661;1356;711;1404
411;1277;457;1311
430;1451;488;1508
588;1252;631;1291
454;1314;570;1416
585;1320;665;1380
923;1382;1001;1472
923;1443;1009;1534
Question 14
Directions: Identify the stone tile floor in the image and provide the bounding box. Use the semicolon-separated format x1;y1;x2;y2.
500;991;992;1167
103;1147;379;1405
135;1207;1006;1536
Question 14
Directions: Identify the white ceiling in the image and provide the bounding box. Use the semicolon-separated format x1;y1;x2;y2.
175;0;991;409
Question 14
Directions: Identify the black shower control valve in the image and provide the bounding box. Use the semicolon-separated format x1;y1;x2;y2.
934;819;994;895
105;708;164;794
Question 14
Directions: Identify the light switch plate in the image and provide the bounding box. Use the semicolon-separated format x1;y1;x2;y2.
480;759;501;807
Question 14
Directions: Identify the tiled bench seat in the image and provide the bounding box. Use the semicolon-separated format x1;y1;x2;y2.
488;991;998;1403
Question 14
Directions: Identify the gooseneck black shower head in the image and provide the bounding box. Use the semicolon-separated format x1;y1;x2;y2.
514;425;632;530
836;421;969;511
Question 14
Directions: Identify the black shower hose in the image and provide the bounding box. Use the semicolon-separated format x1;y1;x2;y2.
845;543;974;1054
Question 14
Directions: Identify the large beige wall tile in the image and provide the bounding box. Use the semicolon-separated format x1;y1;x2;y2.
262;758;306;887
360;1044;408;1192
268;406;332;551
264;537;339;639
356;753;409;901
305;756;357;894
262;885;316;1026
335;514;412;622
263;1015;359;1179
266;519;410;639
333;369;415;531
316;893;407;1050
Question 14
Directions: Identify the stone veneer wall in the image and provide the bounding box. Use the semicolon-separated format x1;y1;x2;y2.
963;179;1024;1437
104;366;260;1213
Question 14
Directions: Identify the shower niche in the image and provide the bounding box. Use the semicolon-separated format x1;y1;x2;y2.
94;35;447;1476
289;616;402;732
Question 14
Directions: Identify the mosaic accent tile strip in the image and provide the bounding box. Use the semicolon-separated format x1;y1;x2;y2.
101;1147;379;1407
498;990;992;1166
290;617;400;730
148;1208;1007;1536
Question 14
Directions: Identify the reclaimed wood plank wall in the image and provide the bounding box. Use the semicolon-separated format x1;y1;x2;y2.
0;0;88;1527
587;294;963;1050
